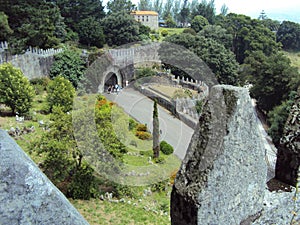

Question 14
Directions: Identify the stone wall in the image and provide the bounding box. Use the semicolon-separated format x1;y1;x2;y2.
0;42;62;80
171;85;268;224
0;130;88;225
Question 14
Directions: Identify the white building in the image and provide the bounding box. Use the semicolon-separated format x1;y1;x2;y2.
131;11;159;31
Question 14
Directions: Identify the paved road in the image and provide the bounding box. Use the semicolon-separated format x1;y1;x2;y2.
105;88;194;160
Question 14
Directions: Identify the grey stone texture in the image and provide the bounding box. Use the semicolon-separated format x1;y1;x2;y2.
276;87;300;186
0;130;89;225
171;85;268;225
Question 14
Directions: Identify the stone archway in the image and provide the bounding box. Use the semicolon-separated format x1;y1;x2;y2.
104;73;118;91
98;65;124;93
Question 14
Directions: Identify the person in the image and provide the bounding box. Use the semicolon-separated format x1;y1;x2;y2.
107;86;111;94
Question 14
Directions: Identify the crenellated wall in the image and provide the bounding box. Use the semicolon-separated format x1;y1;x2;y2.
0;41;62;80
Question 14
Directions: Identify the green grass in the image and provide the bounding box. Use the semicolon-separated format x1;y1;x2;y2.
283;50;300;71
1;91;179;225
158;28;185;40
70;188;172;225
159;27;185;35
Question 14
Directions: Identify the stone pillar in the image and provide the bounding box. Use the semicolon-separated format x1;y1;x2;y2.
171;85;267;225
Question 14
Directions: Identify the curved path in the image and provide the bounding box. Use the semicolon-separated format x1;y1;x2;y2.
105;87;194;160
105;88;277;180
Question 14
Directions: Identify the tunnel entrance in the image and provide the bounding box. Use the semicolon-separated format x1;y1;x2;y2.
104;73;118;92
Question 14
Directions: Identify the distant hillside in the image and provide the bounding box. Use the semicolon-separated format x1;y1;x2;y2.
284;51;300;71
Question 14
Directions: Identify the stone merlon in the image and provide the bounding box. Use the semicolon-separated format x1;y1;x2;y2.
0;130;89;225
171;85;268;225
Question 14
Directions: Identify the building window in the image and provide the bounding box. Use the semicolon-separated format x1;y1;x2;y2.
142;16;144;21
146;16;149;22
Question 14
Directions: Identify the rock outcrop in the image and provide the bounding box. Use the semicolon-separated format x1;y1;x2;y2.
0;130;88;225
171;85;268;225
276;87;300;186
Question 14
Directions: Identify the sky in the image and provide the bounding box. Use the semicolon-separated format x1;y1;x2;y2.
213;0;300;22
102;0;300;23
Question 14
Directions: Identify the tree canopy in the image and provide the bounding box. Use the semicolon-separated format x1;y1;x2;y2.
0;12;13;42
102;12;141;46
277;21;300;51
49;49;86;88
0;63;34;115
191;15;209;33
164;33;239;85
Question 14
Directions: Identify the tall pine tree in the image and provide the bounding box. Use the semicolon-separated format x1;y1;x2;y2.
152;100;160;158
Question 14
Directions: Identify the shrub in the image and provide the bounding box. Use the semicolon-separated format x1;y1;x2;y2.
161;29;169;37
68;162;98;200
136;123;147;132
154;156;166;164
195;100;203;114
183;28;197;35
30;77;50;95
0;63;35;115
150;179;168;192
139;150;153;157
129;118;138;130
184;89;193;98
46;76;75;113
135;67;156;79
114;184;139;199
50;49;86;88
135;131;152;140
160;140;174;155
30;77;50;88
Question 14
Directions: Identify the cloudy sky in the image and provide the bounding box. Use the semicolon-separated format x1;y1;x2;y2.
214;0;300;22
102;0;300;22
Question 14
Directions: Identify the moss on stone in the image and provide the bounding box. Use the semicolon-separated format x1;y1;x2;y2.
223;89;238;117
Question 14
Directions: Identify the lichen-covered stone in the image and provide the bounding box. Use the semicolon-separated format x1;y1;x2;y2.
276;87;300;186
0;130;89;225
171;85;267;225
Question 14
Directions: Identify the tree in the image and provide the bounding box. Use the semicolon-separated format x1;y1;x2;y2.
198;25;233;49
191;15;209;33
153;100;160;158
258;10;267;20
33;106;97;199
102;12;141;46
53;0;105;31
246;52;299;112
277;21;300;51
164;33;239;85
220;4;228;16
191;0;216;24
0;63;34;115
172;0;182;23
2;0;64;51
107;0;136;14
179;6;190;26
0;12;13;41
46;76;75;113
165;14;177;28
138;0;152;10
50;49;86;88
76;17;105;47
218;13;280;63
261;19;280;32
162;0;173;19
153;0;163;15
267;96;295;145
